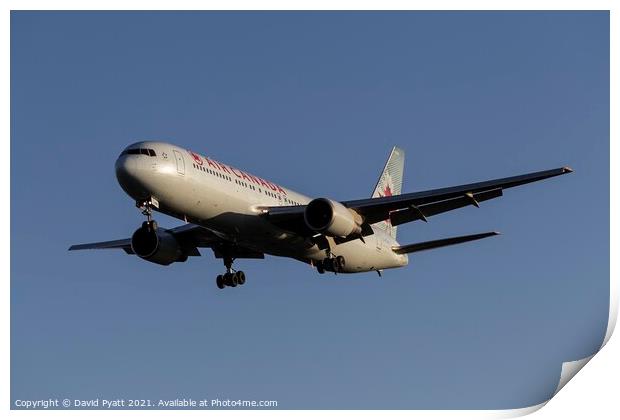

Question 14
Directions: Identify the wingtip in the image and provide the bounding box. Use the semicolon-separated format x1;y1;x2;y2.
562;166;573;173
493;231;501;235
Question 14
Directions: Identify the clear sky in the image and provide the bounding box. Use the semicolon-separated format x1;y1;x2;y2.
11;11;609;409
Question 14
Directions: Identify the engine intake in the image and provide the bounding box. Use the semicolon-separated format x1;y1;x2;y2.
304;198;362;238
131;226;187;265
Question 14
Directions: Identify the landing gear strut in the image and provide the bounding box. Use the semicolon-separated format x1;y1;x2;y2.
137;199;158;231
216;256;246;289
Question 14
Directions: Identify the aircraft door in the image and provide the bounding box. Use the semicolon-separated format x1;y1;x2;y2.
173;150;185;175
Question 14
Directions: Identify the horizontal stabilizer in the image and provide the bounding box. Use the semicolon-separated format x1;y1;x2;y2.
392;231;499;254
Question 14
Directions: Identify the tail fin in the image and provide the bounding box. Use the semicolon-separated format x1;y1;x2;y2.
371;146;405;239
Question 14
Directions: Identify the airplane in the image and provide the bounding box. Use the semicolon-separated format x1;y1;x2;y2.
69;141;572;289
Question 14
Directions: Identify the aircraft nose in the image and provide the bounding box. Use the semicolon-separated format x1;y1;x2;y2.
115;154;147;199
115;154;137;183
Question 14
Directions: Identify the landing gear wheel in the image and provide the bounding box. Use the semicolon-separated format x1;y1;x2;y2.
218;257;246;288
216;275;225;289
141;220;158;231
236;271;246;285
316;262;325;274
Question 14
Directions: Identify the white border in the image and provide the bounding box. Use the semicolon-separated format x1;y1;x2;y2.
3;1;616;419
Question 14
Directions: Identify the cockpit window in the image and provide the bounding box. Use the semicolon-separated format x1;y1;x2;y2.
121;148;156;157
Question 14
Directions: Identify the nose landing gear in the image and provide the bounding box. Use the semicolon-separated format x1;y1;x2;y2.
216;256;247;289
137;199;158;231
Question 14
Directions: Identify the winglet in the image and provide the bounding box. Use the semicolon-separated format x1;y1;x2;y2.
563;166;573;173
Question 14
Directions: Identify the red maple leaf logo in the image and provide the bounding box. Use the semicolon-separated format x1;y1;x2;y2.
190;151;203;165
378;184;394;226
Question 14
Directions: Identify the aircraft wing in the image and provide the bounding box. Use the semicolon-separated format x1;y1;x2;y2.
168;224;264;258
344;166;572;225
69;224;264;259
68;238;135;254
263;166;572;234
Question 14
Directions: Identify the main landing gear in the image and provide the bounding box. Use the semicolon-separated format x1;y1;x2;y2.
216;256;246;289
316;255;346;274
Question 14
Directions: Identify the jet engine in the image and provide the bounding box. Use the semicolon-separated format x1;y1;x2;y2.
304;198;363;238
131;225;188;265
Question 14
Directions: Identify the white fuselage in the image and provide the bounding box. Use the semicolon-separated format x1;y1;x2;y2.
115;141;408;273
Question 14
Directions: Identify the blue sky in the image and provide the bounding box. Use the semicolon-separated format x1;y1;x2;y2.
11;11;609;409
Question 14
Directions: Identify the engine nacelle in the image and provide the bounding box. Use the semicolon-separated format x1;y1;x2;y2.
304;198;362;238
131;226;187;266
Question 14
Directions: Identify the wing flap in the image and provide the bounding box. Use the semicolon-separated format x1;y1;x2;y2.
167;223;220;250
390;188;503;226
261;205;313;235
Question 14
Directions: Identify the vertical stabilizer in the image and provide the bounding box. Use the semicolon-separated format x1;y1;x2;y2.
371;146;405;239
